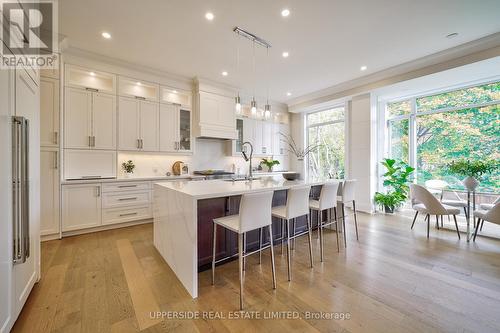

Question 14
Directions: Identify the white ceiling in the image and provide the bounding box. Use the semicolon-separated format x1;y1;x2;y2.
59;0;500;103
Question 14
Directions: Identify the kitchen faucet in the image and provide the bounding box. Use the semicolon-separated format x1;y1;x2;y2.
241;141;253;180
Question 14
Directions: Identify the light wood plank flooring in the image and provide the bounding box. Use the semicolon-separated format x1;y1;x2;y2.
12;212;500;333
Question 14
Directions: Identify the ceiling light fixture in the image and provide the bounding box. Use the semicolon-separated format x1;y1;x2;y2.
172;90;177;94
281;9;290;17
136;82;141;86
101;32;111;39
222;71;228;76
90;72;95;76
264;46;271;120
446;32;458;39
251;40;258;117
234;33;242;114
360;65;367;71
286;92;292;96
205;12;214;21
282;51;289;58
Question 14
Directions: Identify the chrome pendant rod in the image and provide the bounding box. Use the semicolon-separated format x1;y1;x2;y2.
233;27;272;48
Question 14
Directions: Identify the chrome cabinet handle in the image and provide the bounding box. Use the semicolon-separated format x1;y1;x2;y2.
137;139;140;149
85;87;99;92
96;186;101;197
54;151;58;169
88;136;92;147
118;197;138;201
140;139;144;149
54;131;58;145
120;212;138;217
118;184;137;188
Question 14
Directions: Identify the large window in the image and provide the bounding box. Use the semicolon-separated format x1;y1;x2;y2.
306;106;345;178
386;81;500;193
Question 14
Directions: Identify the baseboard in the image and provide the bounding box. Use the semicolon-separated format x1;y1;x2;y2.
60;219;152;238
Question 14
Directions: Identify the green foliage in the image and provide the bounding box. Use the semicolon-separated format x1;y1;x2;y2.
260;158;280;170
374;158;415;211
446;159;497;179
121;160;135;173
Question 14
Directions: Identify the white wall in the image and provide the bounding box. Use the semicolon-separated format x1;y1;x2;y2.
289;113;305;177
347;94;377;213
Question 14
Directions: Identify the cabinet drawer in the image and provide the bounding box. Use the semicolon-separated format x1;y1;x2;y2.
102;182;151;193
102;205;152;225
102;190;151;208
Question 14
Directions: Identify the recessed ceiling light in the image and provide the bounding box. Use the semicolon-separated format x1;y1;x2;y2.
281;9;290;17
136;82;141;86
221;71;228;76
286;92;292;96
446;32;458;39
282;51;289;58
90;72;95;76
360;65;367;71
172;90;177;94
205;12;214;21
101;32;111;39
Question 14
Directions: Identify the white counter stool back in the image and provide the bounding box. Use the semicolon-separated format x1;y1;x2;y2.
271;185;313;281
211;190;276;310
309;181;341;260
337;179;359;247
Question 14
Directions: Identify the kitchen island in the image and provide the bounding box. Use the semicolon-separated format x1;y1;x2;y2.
153;176;341;298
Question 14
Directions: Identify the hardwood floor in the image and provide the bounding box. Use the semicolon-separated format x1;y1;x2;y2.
12;212;500;333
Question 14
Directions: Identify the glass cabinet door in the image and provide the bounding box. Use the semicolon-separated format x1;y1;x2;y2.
178;108;191;151
235;118;243;153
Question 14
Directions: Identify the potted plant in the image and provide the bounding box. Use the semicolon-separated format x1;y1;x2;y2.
374;158;415;213
446;159;497;191
121;160;135;178
260;158;280;172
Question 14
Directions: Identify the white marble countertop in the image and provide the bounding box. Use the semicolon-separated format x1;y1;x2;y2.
155;176;342;200
61;174;205;185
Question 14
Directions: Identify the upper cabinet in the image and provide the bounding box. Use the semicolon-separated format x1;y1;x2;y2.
118;97;159;151
161;86;191;108
65;65;116;94
195;91;237;140
40;77;60;147
65;87;116;150
159;103;192;153
119;76;159;102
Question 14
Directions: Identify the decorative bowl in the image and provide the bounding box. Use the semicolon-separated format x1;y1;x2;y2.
282;172;300;181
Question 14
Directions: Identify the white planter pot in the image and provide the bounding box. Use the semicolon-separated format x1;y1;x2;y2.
462;176;479;192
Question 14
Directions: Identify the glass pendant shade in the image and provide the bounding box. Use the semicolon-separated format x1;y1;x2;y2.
264;104;271;119
251;99;257;116
235;95;241;114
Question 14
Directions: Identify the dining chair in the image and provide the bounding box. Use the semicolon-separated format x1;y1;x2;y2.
212;190;276;309
337;179;358;247
480;196;500;211
473;201;500;241
409;184;461;239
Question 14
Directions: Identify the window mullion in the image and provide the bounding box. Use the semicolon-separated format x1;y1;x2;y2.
409;97;417;180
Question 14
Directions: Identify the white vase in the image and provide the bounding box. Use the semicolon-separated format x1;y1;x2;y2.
124;172;132;178
462;176;479;192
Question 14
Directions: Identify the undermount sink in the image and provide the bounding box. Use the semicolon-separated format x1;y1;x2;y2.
223;177;262;182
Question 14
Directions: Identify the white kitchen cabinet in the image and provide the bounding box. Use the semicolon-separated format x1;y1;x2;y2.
118;97;159;151
159;103;192;153
40;150;60;236
65;87;116;150
274;123;289;155
119;76;159;101
195;91;237;139
262;121;274;155
40;77;59;147
253;120;264;155
161;86;191;107
63;150;117;180
62;184;102;232
65;65;115;94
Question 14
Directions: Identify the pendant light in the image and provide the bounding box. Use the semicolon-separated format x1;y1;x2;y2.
235;33;241;114
250;40;258;117
264;46;271;120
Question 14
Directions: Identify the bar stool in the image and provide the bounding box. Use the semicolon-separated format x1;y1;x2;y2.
211;190;276;310
271;185;313;281
309;181;341;260
337;179;359;247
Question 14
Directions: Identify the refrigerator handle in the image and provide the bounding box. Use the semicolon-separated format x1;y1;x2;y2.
21;117;30;260
12;117;21;264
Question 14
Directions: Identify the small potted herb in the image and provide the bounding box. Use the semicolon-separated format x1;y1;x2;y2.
446;159;497;191
260;158;280;172
121;160;135;178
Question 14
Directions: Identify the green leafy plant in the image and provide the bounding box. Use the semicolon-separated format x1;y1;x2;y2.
260;158;280;171
446;159;497;179
374;158;415;212
121;160;135;173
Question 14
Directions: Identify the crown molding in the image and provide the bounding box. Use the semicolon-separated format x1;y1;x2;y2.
288;32;500;113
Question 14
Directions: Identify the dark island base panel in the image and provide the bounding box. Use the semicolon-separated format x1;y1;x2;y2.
198;185;332;272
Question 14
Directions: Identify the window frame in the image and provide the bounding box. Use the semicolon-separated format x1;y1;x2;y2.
305;104;347;178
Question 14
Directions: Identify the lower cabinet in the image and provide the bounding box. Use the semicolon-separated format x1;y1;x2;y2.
40;150;60;236
62;183;102;232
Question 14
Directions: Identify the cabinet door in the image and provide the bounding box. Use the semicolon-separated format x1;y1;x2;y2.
92;92;116;150
262;121;274;155
65;87;91;149
242;118;254;153
253;120;263;155
62;184;102;231
40;150;60;235
199;92;235;129
159;103;177;152
139;100;159;151
118;97;140;150
40;78;59;147
178;107;191;151
279;123;289;155
218;95;236;129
